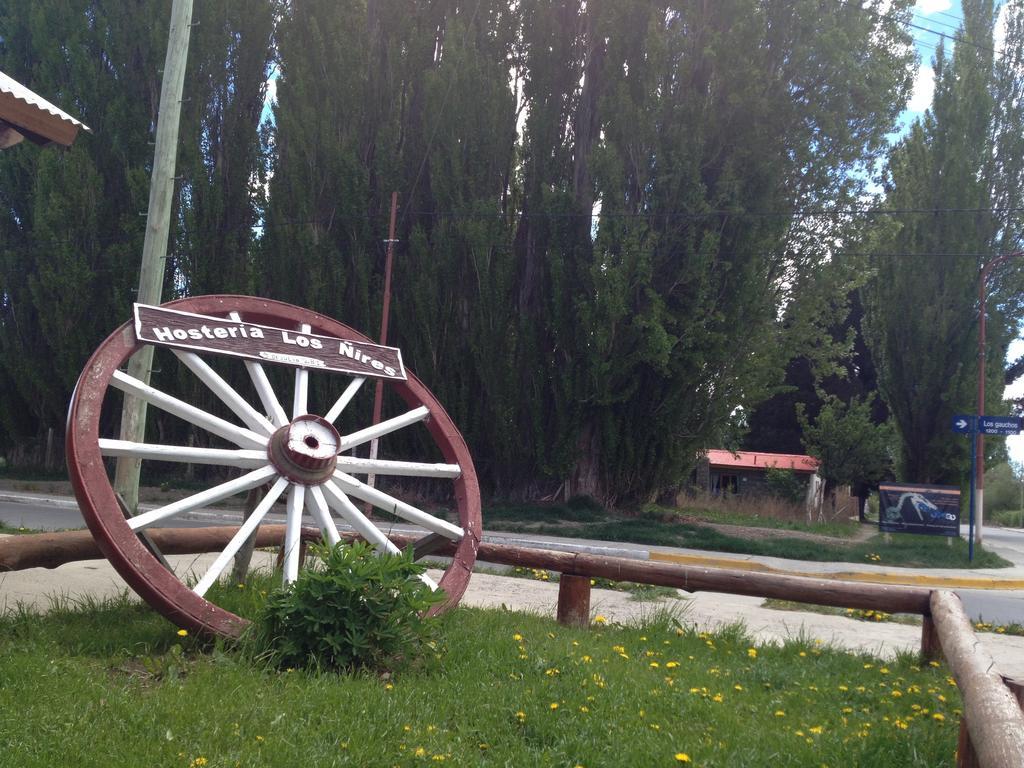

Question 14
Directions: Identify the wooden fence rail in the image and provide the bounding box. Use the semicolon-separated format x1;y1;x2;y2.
3;528;1023;766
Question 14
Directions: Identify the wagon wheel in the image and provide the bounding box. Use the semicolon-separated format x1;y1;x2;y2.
66;295;481;637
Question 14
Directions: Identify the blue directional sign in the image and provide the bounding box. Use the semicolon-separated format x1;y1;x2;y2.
951;415;975;434
978;415;1022;436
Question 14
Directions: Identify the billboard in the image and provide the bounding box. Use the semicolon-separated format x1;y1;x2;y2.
878;483;960;537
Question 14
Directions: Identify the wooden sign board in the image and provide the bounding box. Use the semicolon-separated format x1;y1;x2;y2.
134;304;407;381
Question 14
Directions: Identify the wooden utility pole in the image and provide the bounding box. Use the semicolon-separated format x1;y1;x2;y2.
367;192;399;493
113;0;195;513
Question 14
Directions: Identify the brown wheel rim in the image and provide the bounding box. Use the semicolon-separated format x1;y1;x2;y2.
66;295;481;637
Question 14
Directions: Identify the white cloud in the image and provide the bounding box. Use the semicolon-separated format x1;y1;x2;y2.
265;75;278;108
914;0;952;15
907;63;935;113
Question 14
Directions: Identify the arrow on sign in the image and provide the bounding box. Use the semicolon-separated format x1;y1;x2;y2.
951;414;976;434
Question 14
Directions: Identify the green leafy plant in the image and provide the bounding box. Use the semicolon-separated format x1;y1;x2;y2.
248;542;446;672
763;466;807;504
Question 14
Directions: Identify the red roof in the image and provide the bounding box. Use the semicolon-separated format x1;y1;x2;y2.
707;450;819;473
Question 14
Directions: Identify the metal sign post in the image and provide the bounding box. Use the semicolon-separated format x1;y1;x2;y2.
951;413;1023;561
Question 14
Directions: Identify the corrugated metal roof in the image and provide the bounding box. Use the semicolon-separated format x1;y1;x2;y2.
707;449;819;473
0;70;88;131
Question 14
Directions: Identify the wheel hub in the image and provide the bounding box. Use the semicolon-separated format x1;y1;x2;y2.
268;414;341;485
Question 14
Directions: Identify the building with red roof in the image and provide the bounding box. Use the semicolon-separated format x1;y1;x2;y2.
697;449;820;497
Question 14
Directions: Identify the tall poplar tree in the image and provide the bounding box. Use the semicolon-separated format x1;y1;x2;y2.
865;0;1024;484
0;1;166;459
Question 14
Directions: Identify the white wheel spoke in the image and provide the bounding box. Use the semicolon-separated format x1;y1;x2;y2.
338;406;430;453
193;477;289;597
99;439;267;469
324;377;365;424
307;485;342;546
128;465;278;530
291;323;311;419
174;350;277;435
320;480;402;556
331;470;463;540
334;456;461;479
283;483;306;583
110;370;267;450
229;311;288;427
321;481;439;590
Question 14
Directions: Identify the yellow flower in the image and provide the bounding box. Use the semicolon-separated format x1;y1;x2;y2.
594;615;607;625
809;726;823;735
675;754;691;763
177;629;188;637
414;746;427;758
774;710;785;717
515;711;526;722
385;683;394;690
189;759;207;768
666;661;679;669
932;713;945;722
650;662;660;669
549;702;559;711
747;648;757;659
513;633;523;641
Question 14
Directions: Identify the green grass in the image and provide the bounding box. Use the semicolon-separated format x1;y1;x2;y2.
763;599;1024;638
655;504;860;539
475;505;1011;573
485;510;1010;569
0;520;37;534
763;599;923;628
0;583;962;767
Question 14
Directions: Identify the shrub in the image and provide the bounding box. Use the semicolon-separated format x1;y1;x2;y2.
249;541;446;672
764;467;807;504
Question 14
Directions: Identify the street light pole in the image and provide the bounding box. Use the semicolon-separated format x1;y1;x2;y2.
977;251;1024;547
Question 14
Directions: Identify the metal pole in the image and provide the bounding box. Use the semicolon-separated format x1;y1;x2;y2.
969;424;976;562
976;252;1023;548
113;0;195;514
977;261;989;549
367;192;399;491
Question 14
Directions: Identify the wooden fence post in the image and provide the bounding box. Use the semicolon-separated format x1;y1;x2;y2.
957;717;980;768
920;613;941;663
557;574;591;627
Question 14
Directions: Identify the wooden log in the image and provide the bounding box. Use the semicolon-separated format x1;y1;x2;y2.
920;614;942;663
4;528;933;616
931;590;1024;768
556;574;591;627
467;541;933;615
0;526;320;572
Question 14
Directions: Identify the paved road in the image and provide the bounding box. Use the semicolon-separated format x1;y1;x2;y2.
3;492;1024;623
